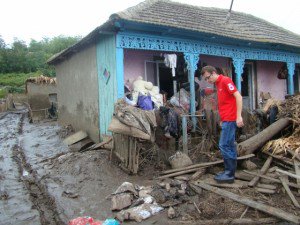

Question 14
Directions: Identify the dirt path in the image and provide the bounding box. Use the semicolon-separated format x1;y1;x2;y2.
0;110;167;224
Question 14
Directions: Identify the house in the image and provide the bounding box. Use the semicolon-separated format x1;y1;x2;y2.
26;75;57;121
48;0;300;143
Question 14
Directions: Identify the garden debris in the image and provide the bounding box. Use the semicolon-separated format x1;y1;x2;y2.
111;182;163;222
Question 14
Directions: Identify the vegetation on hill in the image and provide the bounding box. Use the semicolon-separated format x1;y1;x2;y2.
0;35;81;97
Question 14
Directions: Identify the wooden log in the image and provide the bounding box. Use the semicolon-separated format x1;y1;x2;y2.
238;118;291;156
248;156;272;187
279;176;300;208
169;218;278;224
161;154;255;175
193;182;300;224
244;170;300;189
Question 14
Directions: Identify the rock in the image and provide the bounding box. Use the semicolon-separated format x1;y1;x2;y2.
151;189;168;204
113;182;138;196
111;193;133;211
169;152;193;169
241;160;257;170
167;206;176;219
165;183;171;191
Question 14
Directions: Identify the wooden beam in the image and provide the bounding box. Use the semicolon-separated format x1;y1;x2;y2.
248;156;272;187
276;168;300;180
244;170;300;189
193;182;300;224
161;154;255;175
279;176;300;208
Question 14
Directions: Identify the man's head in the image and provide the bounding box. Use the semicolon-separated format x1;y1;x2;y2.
201;65;219;83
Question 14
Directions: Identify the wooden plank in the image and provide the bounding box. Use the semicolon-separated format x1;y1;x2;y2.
276;168;300;180
193;182;300;224
161;154;255;175
248;156;272;187
244;170;300;189
63;130;88;145
263;151;293;166
279;176;300;208
294;159;300;194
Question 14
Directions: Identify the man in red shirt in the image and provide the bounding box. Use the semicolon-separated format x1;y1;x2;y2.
201;65;244;183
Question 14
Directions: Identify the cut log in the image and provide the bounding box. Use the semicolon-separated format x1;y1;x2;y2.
248;156;272;187
238;118;291;156
193;182;300;224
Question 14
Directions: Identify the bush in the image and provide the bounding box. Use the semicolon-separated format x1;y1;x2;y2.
0;88;7;98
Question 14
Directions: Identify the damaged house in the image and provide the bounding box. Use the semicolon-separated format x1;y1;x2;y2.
47;0;300;143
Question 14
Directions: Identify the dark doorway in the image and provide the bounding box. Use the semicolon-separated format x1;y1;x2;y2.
158;65;173;99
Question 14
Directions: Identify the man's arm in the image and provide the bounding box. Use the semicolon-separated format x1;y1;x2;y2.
233;91;244;127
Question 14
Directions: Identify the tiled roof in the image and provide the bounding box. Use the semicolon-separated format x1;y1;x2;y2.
111;0;300;48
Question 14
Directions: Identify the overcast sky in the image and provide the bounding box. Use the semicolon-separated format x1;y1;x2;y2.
1;0;299;45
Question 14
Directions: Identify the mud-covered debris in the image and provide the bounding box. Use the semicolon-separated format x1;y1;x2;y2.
111;193;133;211
113;182;138;196
116;203;163;222
169;151;193;169
167;206;176;218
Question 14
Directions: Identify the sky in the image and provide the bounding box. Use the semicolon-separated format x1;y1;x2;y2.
1;0;299;45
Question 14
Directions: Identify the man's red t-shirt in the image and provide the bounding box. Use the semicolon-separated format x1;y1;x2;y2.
215;75;238;121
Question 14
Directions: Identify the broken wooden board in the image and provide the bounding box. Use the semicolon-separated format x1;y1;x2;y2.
279;176;300;208
193;182;300;224
294;159;300;194
69;138;94;152
63;130;88;145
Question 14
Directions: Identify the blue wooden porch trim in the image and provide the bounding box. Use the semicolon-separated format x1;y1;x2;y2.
232;58;245;92
116;47;124;99
184;53;199;131
116;32;300;63
287;62;295;95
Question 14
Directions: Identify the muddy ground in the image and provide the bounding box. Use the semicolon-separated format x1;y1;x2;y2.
0;107;298;225
0;108;172;225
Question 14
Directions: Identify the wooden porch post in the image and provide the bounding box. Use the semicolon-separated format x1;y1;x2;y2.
116;47;124;99
184;53;199;131
232;58;245;92
287;62;295;95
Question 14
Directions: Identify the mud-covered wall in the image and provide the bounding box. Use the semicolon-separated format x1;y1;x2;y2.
55;44;100;143
27;83;57;109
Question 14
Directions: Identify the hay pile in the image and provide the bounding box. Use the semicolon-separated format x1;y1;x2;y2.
263;94;300;159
